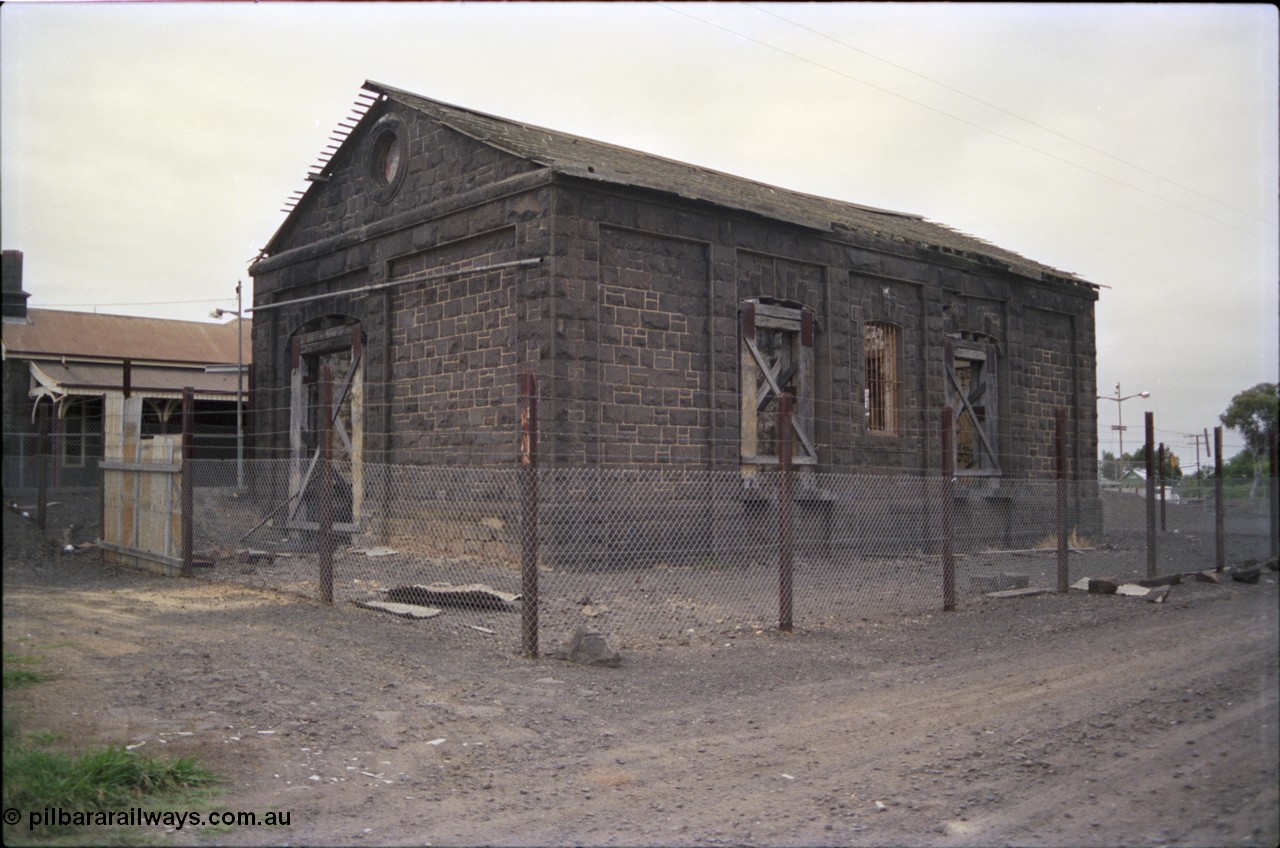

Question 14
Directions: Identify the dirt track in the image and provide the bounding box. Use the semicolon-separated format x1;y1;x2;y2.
3;502;1277;847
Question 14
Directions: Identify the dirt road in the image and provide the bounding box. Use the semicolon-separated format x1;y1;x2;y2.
3;505;1277;847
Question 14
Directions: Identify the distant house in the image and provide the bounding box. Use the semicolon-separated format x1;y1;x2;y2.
1;250;251;488
1117;468;1179;500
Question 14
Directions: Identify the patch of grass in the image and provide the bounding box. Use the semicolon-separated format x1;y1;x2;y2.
34;641;77;651
25;730;64;747
2;654;217;842
3;654;48;690
3;733;215;813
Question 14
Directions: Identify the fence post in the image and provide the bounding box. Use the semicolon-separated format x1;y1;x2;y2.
1158;442;1167;532
180;387;194;577
37;402;49;531
777;392;794;632
1214;426;1224;572
318;364;335;604
941;407;956;611
1269;428;1278;560
1055;407;1068;592
1145;412;1156;579
519;370;539;658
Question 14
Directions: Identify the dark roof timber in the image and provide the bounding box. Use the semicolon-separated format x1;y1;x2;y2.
266;80;1097;290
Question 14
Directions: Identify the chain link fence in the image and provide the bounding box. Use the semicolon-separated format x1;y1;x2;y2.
6;450;1276;657
169;456;1270;654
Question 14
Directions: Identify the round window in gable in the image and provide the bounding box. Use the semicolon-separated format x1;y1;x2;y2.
372;130;402;185
366;115;408;204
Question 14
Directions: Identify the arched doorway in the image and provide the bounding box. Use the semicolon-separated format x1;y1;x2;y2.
287;316;364;531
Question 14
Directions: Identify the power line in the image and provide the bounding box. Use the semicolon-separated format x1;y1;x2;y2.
652;2;1267;239
36;297;232;308
743;2;1267;227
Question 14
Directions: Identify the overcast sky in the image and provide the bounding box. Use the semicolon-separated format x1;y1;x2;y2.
2;2;1276;462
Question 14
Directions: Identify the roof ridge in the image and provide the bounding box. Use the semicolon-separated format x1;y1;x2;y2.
363;80;925;222
263;81;1095;288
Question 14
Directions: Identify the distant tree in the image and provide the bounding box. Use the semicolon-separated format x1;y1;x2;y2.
1219;383;1278;496
1100;450;1120;481
1220;382;1279;456
1222;449;1258;480
1130;444;1182;480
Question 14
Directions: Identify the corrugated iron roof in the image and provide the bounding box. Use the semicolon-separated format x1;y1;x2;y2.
30;361;244;400
359;80;1092;287
2;309;252;365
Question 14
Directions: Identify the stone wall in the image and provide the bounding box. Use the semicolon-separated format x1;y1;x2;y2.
250;100;1101;560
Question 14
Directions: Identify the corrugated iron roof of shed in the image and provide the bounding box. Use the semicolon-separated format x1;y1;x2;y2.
364;80;1094;288
2;309;252;365
30;361;245;398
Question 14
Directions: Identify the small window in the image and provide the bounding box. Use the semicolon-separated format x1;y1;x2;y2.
60;397;98;468
864;322;900;435
371;129;403;187
366;115;408;203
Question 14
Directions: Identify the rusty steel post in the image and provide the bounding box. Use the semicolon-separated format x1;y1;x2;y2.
1158;442;1167;532
1214;426;1225;572
1269;428;1278;560
1145;412;1156;579
318;365;335;604
1055;407;1069;593
777;392;794;632
37;402;49;531
941;407;956;611
519;371;539;658
180;388;194;577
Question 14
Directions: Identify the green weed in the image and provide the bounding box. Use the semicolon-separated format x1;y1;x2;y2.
3;654;47;690
2;652;217;842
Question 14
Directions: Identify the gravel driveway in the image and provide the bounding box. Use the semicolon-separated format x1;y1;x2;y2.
3;495;1277;847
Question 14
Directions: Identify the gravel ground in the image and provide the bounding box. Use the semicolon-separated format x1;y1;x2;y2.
3;492;1277;847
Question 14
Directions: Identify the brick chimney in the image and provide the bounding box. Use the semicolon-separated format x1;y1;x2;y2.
2;250;30;320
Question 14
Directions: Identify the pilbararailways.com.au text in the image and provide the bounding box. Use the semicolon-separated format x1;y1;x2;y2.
5;806;291;831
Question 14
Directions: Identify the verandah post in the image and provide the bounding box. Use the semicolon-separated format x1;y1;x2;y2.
37;402;49;531
180;387;194;578
519;370;539;658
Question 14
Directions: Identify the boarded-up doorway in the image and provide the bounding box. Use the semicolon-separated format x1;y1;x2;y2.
288;320;364;532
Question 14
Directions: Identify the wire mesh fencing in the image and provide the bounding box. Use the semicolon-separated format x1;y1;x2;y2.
178;458;1146;653
5;445;1276;654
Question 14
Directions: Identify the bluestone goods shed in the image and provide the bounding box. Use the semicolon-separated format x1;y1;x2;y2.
248;81;1100;557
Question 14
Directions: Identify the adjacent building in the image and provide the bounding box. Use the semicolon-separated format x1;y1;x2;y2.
2;250;251;488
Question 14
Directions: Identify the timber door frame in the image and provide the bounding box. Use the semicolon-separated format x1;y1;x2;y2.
288;321;365;531
740;298;817;471
944;334;1000;475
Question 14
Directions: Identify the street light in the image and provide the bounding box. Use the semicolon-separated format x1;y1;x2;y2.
1097;382;1150;458
210;282;244;489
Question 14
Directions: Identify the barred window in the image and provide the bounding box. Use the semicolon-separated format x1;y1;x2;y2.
864;322;900;435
